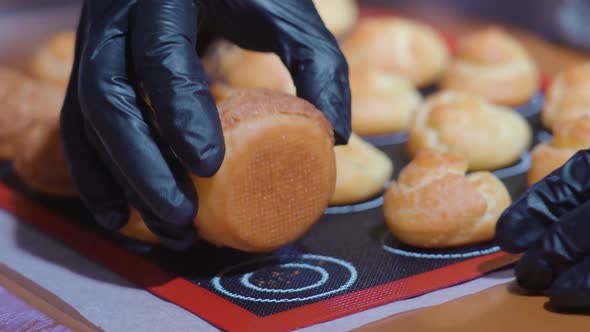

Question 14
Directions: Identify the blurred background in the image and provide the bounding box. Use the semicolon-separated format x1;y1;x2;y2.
0;0;589;54
364;0;590;51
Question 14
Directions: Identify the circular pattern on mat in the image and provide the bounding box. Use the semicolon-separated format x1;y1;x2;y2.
211;254;358;303
380;232;500;260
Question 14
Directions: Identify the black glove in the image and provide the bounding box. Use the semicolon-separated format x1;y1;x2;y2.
496;149;590;311
60;0;351;250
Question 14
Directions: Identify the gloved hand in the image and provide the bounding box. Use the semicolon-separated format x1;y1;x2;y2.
496;149;590;311
60;0;351;250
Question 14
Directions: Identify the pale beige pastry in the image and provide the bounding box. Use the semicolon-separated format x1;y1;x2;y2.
342;17;450;87
407;90;532;171
0;67;65;159
330;133;393;205
542;62;590;130
13;115;78;197
312;0;358;38
383;149;511;248
126;89;337;252
350;65;422;135
203;42;295;95
441;27;539;106
528;116;590;186
30;31;76;86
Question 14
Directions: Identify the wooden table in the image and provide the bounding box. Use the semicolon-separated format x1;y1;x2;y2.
356;282;590;332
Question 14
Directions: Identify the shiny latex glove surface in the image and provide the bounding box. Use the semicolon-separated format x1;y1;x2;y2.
496;149;590;311
60;0;351;250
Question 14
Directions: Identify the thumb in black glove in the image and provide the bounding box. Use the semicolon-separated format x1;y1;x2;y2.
496;149;590;310
60;0;351;250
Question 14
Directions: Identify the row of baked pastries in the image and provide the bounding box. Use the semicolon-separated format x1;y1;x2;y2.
18;14;557;177
528;61;590;186
0;31;76;195
0;67;65;160
242;4;521;249
343;20;541;135
202;17;540;135
11;87;343;253
8;83;514;251
342;16;540;103
0;28;74;185
26;20;540;183
10;5;585;252
16;6;547;151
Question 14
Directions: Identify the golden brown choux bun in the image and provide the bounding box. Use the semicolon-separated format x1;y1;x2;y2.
312;0;358;38
542;62;590;131
407;90;532;171
441;27;539;106
350;65;422;135
330;133;393;205
528;116;590;186
126;89;337;252
203;42;295;95
383;149;511;248
0;67;65;159
342;17;450;88
30;31;75;86
13;113;78;197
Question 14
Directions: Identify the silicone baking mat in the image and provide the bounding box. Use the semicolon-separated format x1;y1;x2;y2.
0;6;550;332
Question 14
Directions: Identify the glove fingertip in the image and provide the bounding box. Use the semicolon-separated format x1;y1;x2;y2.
138;194;198;252
177;131;226;178
547;256;590;311
495;214;525;254
88;202;130;231
515;253;555;291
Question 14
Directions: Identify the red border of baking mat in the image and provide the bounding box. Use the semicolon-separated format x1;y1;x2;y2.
0;184;515;332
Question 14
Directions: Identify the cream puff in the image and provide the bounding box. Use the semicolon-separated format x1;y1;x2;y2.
383;149;511;248
350;65;422;136
0;67;65;159
126;89;337;252
330;133;393;205
13;114;78;197
441;27;539;106
203;42;295;95
542;62;590;130
30;31;76;86
529;116;590;186
342;17;450;88
312;0;358;38
407;90;532;171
